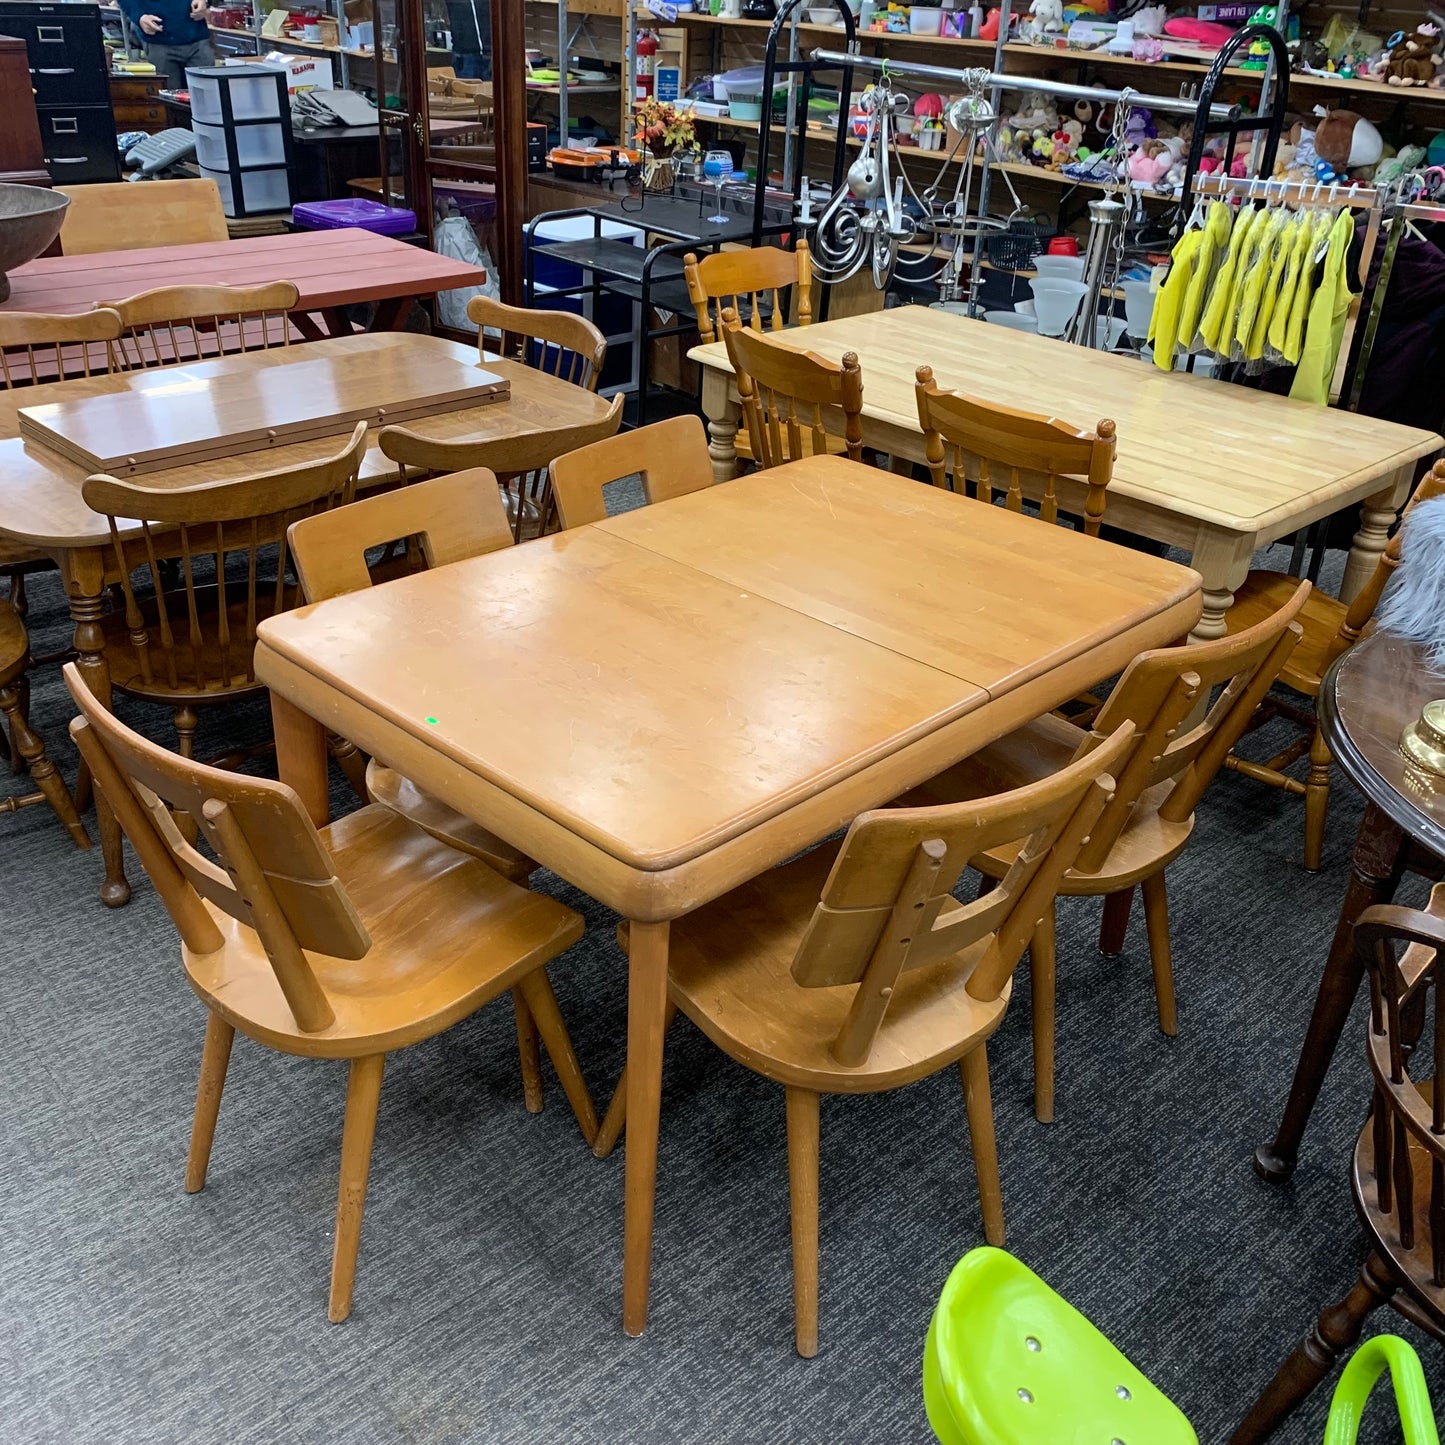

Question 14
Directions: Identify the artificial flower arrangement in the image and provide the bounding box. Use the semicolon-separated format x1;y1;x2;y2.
633;97;696;157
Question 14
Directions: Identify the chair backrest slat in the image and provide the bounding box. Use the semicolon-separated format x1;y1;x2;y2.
684;241;812;345
99;282;299;369
722;308;863;470
0;308;126;387
550;415;713;529
915;365;1116;537
467;294;606;393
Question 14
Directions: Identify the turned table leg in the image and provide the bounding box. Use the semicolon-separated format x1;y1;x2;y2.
1255;803;1406;1183
701;369;741;485
1186;527;1255;645
1341;465;1412;604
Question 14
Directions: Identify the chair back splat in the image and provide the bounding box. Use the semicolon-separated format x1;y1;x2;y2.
467;295;606;392
684;240;813;345
0;309;126;387
549;415;713;530
102;281;300;369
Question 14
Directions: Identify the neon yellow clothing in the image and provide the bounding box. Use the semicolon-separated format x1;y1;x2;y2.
1234;207;1288;360
1279;210;1333;366
1199;204;1257;354
1266;209;1315;362
1245;209;1296;361
1289;207;1357;405
1149;227;1203;371
1219;206;1271;360
1176;200;1232;353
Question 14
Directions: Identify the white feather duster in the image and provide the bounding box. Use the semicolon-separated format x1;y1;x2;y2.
1376;494;1445;670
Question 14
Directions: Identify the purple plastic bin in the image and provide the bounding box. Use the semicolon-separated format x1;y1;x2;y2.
291;198;418;235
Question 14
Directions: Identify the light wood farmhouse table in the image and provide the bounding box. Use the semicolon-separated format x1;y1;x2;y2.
690;307;1441;640
255;455;1203;1336
0;333;615;906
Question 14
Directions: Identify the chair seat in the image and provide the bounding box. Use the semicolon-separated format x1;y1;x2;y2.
924;1247;1198;1445
897;712;1194;892
1225;570;1347;696
668;841;1010;1093
183;804;583;1057
0;599;28;683
365;761;536;883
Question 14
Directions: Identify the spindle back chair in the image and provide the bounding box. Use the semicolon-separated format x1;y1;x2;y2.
0;308;125;387
549;415;712;529
914;365;1117;537
100;281;299;369
684;240;813;345
721;307;863;470
81;421;367;757
467;295;606;391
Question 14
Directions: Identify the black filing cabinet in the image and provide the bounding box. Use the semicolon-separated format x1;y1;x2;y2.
0;0;119;182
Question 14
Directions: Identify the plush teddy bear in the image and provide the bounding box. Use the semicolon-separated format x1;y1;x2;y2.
1371;22;1443;86
1311;106;1383;174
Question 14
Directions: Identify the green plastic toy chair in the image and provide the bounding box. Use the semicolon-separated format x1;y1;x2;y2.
924;1249;1441;1445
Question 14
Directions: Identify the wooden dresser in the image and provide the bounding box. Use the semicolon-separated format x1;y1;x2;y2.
0;33;48;186
110;72;166;134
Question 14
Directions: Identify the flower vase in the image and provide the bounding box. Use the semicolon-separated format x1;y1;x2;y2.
643;154;675;193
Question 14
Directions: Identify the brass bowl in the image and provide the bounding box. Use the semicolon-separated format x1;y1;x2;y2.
1400;698;1445;786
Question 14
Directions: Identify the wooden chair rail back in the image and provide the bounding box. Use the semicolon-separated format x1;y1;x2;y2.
82;423;367;695
684;240;813;346
64;664;368;1033
1354;892;1445;1276
915;365;1116;537
1067;579;1312;871
1330;459;1445;671
100;281;300;368
290;468;513;604
467;295;607;393
722;308;863;470
791;722;1135;1067
0;308;126;387
549;415;713;530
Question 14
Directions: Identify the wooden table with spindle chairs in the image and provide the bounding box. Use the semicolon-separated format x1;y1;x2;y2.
253;454;1205;1338
689;307;1441;643
1;229;484;339
1256;631;1445;1183
0;332;616;908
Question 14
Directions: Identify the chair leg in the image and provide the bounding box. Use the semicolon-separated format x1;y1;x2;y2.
960;1045;1004;1247
0;681;91;849
185;1014;235;1193
325;733;370;804
1141;871;1178;1037
1228;1252;1394;1445
513;987;544;1114
590;1003;679;1160
174;705;198;760
1098;886;1134;956
1303;727;1332;873
329;1053;385;1324
785;1086;821;1359
8;674;26;774
9;567;26;618
515;969;599;1148
1029;903;1056;1124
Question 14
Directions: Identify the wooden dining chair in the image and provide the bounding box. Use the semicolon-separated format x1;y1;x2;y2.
1222;460;1445;871
64;663;598;1324
100;281;299;369
722;307;863;470
595;724;1134;1356
58;179;229;255
467;295;606;392
378;394;625;541
80;422;367;760
914;365;1117;538
548;415;713;530
684;240;813;345
0;308;126;387
1231;891;1445;1443
0;599;88;848
896;581;1311;1123
287;470;558;1116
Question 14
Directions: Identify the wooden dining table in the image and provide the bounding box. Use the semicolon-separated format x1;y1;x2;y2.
254;454;1203;1336
0;332;615;906
3;229;483;338
689;307;1441;642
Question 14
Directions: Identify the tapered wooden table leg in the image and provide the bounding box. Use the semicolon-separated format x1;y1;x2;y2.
623;918;670;1337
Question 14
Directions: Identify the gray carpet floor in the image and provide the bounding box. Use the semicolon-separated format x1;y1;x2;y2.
1;521;1439;1444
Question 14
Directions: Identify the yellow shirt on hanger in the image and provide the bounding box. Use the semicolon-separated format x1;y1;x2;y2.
1199;203;1257;354
1279;210;1334;367
1245;209;1298;361
1234;207;1290;360
1266;208;1315;362
1290;207;1357;405
1149;226;1204;371
1176;200;1233;353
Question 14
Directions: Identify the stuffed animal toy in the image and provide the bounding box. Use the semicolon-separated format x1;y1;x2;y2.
1010;96;1059;133
1370;22;1444;86
1073;94;1111;154
1311;106;1383;173
1131;3;1166;35
1027;0;1064;35
1376;495;1445;669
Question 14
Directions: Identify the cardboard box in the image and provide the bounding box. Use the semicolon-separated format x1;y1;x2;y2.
259;51;334;90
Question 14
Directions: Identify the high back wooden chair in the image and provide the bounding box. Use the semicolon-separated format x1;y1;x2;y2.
722;307;863;470
1233;890;1445;1441
0;599;88;848
81;422;367;759
378;394;624;541
899;581;1311;1122
915;364;1117;538
0;308;126;387
597;723;1134;1356
58;179;229;255
467;295;606;392
1222;460;1445;870
64;663;597;1324
101;281;299;369
549;415;712;530
684;240;813;345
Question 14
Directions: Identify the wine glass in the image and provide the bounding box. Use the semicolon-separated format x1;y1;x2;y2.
702;149;732;223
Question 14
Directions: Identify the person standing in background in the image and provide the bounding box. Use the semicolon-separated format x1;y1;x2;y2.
119;0;215;89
